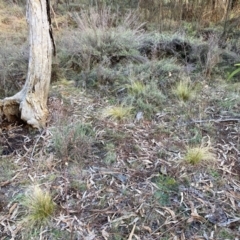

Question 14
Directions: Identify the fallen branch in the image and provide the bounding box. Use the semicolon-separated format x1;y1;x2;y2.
178;117;240;127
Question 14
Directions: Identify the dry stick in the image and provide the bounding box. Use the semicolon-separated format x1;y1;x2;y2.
2;134;14;153
192;118;240;123
127;223;136;240
150;218;185;236
30;129;46;162
150;206;199;237
178;118;240;127
0;172;20;187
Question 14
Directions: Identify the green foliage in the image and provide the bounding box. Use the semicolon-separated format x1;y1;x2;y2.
131;59;182;81
227;63;240;81
218;229;235;240
220;93;240;111
188;127;203;145
152;174;178;206
104;128;127;142
103;143;117;165
208;169;220;179
124;81;165;118
48;228;76;239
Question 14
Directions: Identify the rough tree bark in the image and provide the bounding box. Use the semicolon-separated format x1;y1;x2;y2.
0;0;55;129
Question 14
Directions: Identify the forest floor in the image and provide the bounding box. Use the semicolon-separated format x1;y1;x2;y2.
0;1;240;240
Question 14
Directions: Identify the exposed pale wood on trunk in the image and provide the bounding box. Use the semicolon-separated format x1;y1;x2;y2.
0;0;54;129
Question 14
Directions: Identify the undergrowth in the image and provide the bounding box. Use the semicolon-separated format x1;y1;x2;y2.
1;4;240;240
52;122;94;161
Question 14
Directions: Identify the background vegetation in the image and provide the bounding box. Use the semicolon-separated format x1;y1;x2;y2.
0;0;240;239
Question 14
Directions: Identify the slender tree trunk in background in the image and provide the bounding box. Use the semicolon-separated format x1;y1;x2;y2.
0;0;55;129
222;0;233;38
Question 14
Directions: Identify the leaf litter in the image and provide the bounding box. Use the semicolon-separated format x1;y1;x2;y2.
0;85;240;239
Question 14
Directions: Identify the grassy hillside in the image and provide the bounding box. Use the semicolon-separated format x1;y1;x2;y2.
0;1;240;239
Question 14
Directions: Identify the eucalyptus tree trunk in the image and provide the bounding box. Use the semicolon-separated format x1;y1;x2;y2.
0;0;55;129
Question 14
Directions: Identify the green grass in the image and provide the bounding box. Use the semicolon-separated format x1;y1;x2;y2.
102;105;132;121
219;92;240;111
172;78;195;102
126;80;146;96
123;80;165;118
218;229;235;240
22;186;56;227
184;145;215;165
103;143;117;165
0;157;17;182
52;122;94;161
227;63;240;81
152;174;179;206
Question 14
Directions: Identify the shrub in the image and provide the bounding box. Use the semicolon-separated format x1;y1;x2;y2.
124;80;165;118
58;8;145;78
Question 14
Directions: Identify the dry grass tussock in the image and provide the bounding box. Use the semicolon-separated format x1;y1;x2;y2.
21;185;56;227
172;77;197;103
72;7;145;33
102;105;132;121
57;8;146;76
0;1;26;36
183;138;216;165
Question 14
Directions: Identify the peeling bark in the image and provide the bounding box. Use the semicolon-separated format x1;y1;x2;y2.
0;0;54;129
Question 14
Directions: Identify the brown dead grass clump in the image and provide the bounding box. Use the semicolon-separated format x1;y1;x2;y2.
0;2;26;35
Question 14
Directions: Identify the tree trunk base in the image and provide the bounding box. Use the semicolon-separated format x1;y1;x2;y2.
0;91;48;129
0;0;54;130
